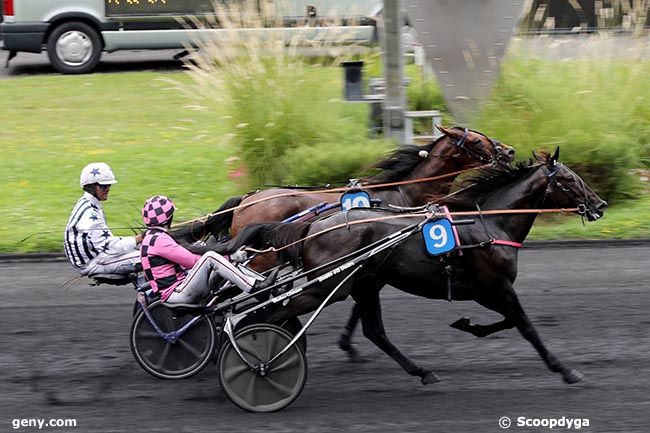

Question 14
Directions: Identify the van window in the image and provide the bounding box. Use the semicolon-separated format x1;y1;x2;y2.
105;0;215;17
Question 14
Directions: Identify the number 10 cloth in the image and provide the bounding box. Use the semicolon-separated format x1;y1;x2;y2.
340;190;371;211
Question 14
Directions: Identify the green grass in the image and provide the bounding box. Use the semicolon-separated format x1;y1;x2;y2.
472;56;650;238
475;57;650;203
0;67;390;253
1;62;649;254
183;56;393;186
0;72;241;253
528;196;650;240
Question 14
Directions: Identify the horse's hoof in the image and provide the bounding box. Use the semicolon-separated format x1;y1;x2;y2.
338;338;351;352
421;372;441;385
450;317;470;331
348;348;367;364
563;369;584;384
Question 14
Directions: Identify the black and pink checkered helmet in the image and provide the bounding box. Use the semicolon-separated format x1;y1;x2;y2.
142;195;176;227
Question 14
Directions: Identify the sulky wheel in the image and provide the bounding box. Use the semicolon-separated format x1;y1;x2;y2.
235;315;307;352
130;300;216;380
280;316;307;352
218;323;307;412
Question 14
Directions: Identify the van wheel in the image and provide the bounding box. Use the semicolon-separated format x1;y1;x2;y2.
47;21;101;74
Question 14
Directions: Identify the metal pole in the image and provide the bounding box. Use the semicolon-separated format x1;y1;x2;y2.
382;0;406;144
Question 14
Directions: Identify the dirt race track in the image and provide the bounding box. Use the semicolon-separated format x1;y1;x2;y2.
1;244;648;433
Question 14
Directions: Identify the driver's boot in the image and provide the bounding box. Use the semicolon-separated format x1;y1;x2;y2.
250;268;279;294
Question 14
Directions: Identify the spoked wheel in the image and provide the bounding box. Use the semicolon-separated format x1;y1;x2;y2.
130;300;216;380
235;315;307;352
279;316;307;352
218;324;307;412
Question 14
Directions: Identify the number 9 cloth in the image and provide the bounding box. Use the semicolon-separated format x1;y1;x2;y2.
422;218;456;256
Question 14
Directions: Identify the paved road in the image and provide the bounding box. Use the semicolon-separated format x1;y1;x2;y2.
1;245;648;432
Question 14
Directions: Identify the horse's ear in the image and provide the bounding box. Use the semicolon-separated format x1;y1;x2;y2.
436;125;456;138
551;147;560;164
532;150;540;161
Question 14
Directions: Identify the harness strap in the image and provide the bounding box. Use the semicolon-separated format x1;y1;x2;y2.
475;203;493;241
456;241;491;250
456;238;523;250
443;236;521;302
245;207;576;255
492;239;524;248
444;264;453;302
456;128;469;148
243;212;428;254
441;205;462;256
173;164;492;229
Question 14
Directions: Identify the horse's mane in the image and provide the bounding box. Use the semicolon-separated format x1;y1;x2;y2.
442;155;548;209
170;195;243;242
362;136;443;183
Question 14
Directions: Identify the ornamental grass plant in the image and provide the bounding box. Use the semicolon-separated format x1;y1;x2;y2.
173;0;393;188
476;38;650;204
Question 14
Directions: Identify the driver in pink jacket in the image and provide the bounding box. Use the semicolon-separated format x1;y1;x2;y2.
140;195;276;304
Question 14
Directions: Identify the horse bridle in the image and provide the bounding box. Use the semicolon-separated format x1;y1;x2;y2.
543;162;591;216
450;128;507;166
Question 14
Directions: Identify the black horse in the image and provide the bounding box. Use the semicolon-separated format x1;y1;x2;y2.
222;149;607;385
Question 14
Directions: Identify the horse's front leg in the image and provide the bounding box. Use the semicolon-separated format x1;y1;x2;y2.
491;286;583;384
352;287;440;385
450;316;514;337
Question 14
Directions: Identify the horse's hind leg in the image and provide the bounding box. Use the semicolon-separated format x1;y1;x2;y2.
353;288;440;385
488;287;583;384
339;276;383;363
338;303;365;363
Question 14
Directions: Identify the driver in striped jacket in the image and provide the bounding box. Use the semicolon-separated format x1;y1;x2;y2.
64;162;142;277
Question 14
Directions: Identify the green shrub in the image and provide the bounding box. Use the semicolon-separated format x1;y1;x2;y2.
406;78;451;134
357;51;453;133
283;139;394;185
222;58;322;185
175;1;396;187
476;57;649;203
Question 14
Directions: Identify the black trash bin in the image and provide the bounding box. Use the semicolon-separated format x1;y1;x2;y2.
341;61;364;101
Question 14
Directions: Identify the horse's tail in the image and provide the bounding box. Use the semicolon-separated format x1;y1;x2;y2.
171;195;243;242
222;222;312;267
204;195;244;239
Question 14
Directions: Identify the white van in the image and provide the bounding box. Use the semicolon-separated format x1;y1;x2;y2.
0;0;379;74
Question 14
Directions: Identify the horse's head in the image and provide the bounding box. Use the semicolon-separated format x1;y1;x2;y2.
435;126;516;167
536;148;608;221
366;127;516;205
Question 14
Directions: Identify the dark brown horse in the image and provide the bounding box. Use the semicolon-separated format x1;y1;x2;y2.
172;126;515;267
223;150;607;385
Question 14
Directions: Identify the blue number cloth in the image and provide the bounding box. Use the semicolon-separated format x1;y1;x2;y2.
422;218;456;256
341;191;371;211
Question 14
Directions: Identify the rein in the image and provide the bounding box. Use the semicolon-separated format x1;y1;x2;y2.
243;213;426;254
174;128;504;232
174;163;493;229
242;207;580;255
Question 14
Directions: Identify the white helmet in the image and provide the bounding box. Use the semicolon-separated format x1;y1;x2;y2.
79;162;118;188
